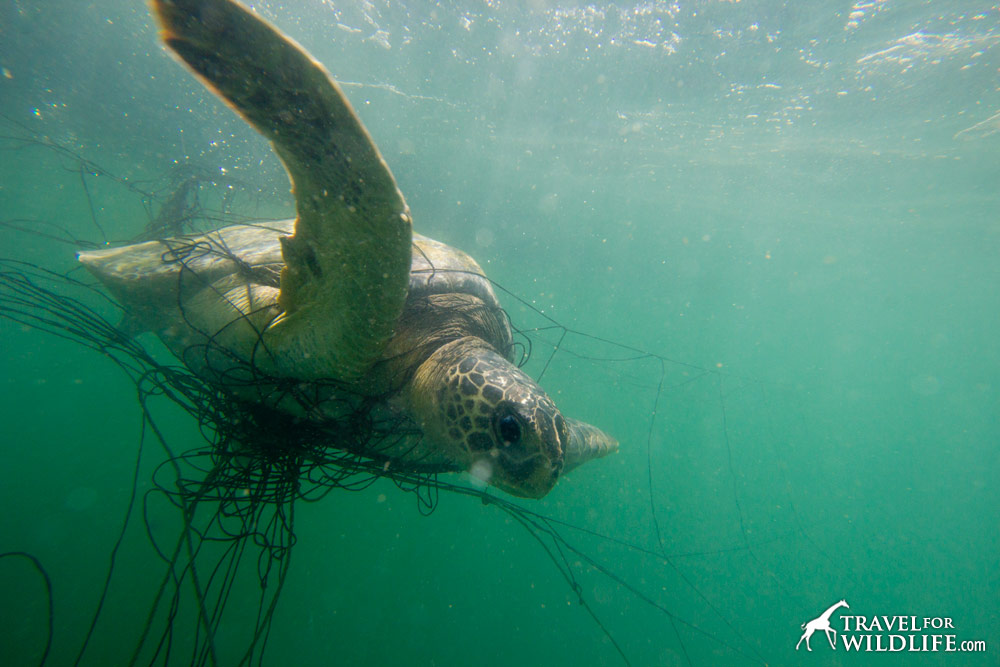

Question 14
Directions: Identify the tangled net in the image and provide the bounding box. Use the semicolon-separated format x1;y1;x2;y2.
0;118;787;667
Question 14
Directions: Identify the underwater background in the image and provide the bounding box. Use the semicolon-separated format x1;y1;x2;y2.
1;0;997;665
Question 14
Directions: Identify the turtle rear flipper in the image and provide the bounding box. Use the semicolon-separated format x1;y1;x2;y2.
152;0;412;382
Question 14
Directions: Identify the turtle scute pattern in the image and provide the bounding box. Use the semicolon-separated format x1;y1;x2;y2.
438;346;566;486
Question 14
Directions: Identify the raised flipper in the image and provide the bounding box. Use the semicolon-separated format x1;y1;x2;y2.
151;0;412;382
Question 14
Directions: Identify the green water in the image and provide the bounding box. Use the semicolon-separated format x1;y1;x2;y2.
1;1;997;665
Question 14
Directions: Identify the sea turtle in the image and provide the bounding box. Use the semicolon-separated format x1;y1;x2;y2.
78;0;618;498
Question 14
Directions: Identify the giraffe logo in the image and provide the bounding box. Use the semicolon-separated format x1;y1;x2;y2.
796;599;850;651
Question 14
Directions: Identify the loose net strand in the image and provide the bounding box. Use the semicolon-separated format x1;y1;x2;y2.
0;552;54;667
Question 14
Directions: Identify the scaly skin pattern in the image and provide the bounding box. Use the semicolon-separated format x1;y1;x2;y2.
406;337;569;498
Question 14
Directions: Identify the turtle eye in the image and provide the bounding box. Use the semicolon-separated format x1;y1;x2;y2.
496;413;522;445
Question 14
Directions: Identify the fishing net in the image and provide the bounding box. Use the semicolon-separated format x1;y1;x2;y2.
0;118;804;667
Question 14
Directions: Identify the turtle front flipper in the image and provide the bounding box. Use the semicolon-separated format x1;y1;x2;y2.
152;0;412;382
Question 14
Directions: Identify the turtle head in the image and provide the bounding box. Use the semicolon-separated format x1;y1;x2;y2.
408;337;617;498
